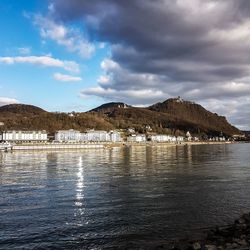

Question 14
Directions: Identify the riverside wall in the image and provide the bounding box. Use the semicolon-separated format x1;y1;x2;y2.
2;141;233;151
12;143;105;151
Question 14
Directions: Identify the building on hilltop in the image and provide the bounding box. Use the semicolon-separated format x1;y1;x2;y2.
175;96;184;103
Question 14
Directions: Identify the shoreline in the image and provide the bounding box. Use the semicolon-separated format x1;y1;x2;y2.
171;212;250;250
0;141;236;151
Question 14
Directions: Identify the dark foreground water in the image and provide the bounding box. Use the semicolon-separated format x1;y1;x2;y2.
1;143;250;249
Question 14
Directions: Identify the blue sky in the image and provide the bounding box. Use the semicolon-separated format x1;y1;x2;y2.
0;0;109;112
1;0;250;129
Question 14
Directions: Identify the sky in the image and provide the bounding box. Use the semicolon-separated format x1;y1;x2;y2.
1;0;250;130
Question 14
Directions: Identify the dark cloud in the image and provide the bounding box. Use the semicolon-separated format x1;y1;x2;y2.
50;0;250;128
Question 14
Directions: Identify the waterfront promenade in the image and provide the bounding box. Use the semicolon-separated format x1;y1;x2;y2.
0;141;234;151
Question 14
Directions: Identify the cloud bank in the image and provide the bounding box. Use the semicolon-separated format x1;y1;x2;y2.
50;0;250;129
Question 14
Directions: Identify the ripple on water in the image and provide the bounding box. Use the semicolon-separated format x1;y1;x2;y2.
1;144;250;249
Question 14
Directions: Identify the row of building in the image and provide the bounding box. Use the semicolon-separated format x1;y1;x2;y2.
0;130;48;142
0;130;122;143
127;134;184;143
0;129;186;143
55;130;121;142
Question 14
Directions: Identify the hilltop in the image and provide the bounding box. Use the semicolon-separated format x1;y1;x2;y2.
0;104;46;114
0;98;241;136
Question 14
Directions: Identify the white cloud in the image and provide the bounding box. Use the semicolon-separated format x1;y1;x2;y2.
80;58;170;104
81;86;166;104
34;15;95;58
100;58;119;71
53;73;82;82
18;47;31;55
0;56;80;73
0;97;19;106
97;75;110;85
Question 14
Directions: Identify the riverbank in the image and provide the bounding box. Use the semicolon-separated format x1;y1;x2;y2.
130;141;233;147
0;141;234;151
171;212;250;250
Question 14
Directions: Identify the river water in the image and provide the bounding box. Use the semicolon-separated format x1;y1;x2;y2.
1;143;250;249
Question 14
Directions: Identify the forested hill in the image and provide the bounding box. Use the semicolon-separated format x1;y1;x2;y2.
0;98;241;136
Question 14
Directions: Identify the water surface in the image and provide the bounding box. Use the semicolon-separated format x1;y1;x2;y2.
1;144;250;249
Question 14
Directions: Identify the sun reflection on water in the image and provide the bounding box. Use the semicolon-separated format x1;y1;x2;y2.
75;156;85;217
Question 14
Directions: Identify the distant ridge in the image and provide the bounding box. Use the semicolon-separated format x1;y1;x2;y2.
0;98;241;136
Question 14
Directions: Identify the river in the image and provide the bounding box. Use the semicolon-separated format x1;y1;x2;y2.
1;143;250;249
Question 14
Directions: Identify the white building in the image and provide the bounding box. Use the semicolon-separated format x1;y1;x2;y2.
55;129;81;142
110;131;122;142
176;136;184;142
85;130;111;142
0;130;47;142
145;125;152;131
150;134;176;142
54;129;122;143
127;134;146;142
81;130;121;142
186;131;192;141
127;128;135;134
80;133;88;142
